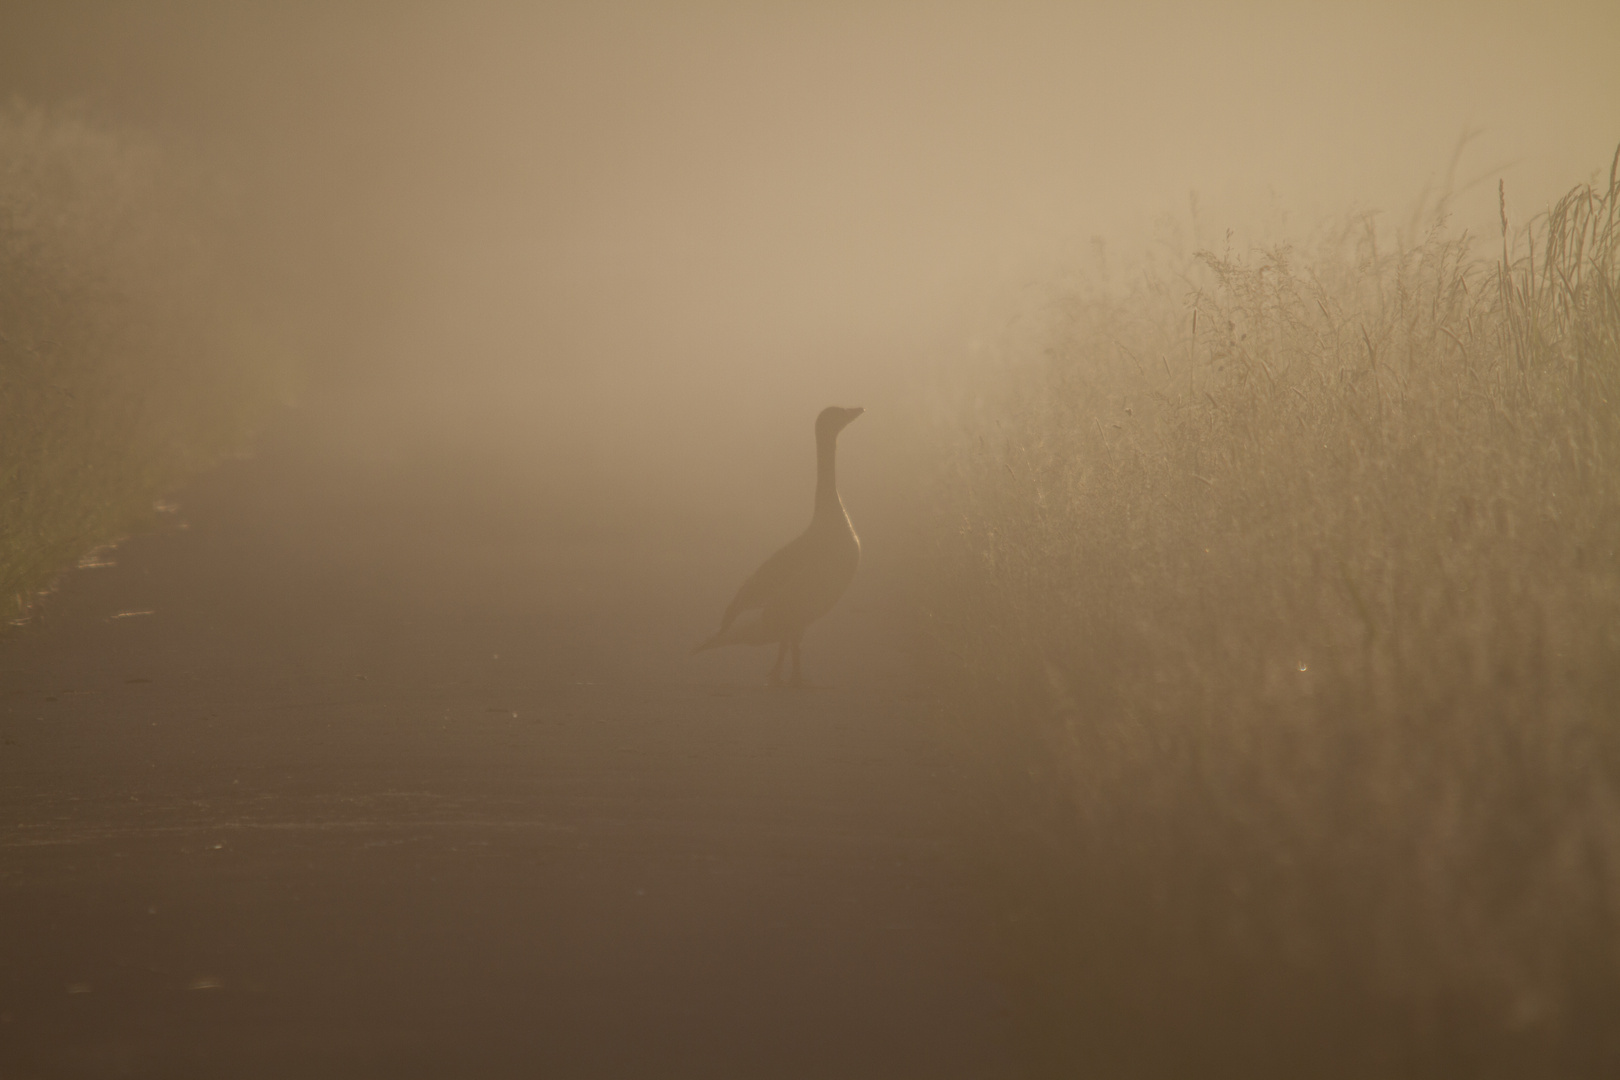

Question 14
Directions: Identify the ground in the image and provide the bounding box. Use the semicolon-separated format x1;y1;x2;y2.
0;400;1011;1079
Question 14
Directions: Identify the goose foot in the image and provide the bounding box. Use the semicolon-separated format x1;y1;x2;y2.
767;641;791;685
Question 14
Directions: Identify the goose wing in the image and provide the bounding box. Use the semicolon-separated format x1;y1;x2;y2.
697;541;845;652
718;530;813;632
758;543;855;631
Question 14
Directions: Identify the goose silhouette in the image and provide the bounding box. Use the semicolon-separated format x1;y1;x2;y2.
695;406;864;685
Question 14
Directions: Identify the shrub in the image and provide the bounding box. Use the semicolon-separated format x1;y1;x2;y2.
918;152;1620;1077
0;102;291;622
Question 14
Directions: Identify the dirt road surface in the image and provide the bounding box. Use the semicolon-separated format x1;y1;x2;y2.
0;403;1011;1079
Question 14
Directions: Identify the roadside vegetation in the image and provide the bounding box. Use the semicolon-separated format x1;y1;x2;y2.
918;152;1620;1077
0;102;291;625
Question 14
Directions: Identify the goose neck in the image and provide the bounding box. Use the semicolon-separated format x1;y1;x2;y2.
814;430;843;519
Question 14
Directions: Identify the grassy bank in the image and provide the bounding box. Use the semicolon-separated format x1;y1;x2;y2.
0;103;291;624
918;154;1620;1077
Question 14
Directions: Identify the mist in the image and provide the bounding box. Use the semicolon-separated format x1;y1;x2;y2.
4;3;1619;1076
5;0;1616;511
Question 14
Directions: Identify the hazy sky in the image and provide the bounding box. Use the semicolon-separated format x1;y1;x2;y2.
3;1;1616;503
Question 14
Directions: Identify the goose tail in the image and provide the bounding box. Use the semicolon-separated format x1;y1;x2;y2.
693;611;768;653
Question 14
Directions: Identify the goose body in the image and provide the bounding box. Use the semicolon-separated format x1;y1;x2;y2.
695;406;864;684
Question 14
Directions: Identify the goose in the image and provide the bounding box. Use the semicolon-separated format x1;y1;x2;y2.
694;405;864;685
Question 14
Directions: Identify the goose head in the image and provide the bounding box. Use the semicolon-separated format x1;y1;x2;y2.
816;406;865;438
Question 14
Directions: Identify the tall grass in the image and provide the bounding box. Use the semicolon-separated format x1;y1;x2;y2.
919;153;1620;1077
0;102;291;623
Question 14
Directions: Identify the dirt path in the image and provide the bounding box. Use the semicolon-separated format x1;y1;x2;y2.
0;407;1011;1079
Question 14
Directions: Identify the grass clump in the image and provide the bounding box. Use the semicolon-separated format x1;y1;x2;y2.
0;102;292;623
920;153;1620;1078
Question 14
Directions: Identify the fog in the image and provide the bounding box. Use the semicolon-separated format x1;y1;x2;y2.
6;5;1620;1073
5;0;1616;523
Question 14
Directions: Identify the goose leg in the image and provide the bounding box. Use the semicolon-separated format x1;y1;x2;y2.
788;635;805;686
767;642;787;685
